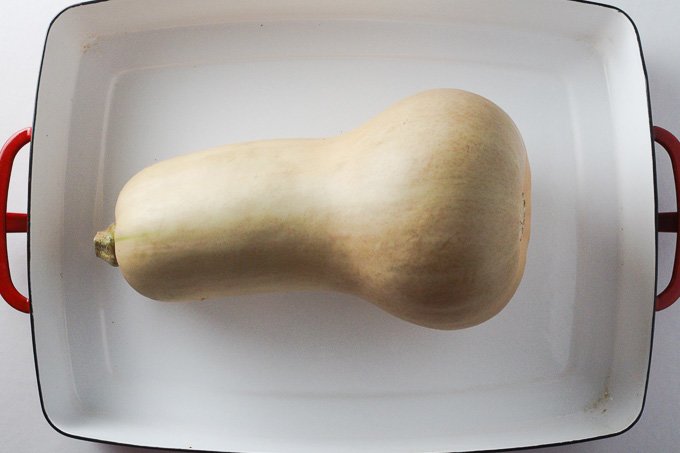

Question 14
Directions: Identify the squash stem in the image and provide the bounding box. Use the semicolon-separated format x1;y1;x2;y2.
94;223;118;267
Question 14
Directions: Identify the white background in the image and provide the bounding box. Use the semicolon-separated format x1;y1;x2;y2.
1;0;679;452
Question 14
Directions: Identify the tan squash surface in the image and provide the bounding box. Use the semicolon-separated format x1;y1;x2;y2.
95;89;531;330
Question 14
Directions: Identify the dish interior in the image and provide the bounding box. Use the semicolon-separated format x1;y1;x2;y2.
29;0;655;451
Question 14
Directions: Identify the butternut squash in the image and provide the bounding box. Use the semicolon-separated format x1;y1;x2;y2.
94;89;531;330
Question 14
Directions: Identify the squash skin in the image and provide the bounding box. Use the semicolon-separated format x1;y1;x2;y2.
100;89;531;330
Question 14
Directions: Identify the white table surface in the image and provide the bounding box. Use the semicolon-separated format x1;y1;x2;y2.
1;1;679;452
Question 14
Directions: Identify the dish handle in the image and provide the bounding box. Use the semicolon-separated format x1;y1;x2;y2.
655;126;680;311
0;128;30;314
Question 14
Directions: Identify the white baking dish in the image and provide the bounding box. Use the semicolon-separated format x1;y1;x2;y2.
1;0;676;451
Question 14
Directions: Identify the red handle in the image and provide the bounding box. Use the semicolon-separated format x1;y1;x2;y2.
0;128;30;314
655;126;680;311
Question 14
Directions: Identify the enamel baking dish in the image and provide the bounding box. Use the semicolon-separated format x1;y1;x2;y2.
3;0;680;451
